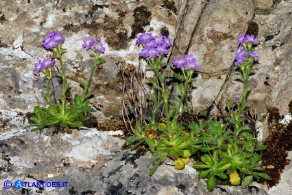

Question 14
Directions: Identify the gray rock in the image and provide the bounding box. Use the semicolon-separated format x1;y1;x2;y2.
171;0;207;56
246;0;292;115
0;128;268;195
0;0;291;194
255;0;282;15
188;0;254;73
0;0;178;121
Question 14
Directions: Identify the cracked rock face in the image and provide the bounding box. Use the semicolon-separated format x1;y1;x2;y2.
0;129;268;195
0;0;178;136
0;0;291;194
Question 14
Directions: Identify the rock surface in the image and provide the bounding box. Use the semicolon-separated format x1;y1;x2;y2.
0;128;268;195
0;0;291;194
0;0;178;126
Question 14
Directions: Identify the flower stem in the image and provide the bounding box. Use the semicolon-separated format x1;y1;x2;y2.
59;57;67;115
46;78;52;104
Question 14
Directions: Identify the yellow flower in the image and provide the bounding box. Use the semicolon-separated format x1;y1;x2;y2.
147;131;157;139
229;171;241;185
174;158;185;170
182;158;189;165
183;150;191;158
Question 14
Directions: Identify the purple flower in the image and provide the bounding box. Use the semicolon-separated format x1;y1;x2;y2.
184;54;196;63
154;35;165;46
42;57;55;68
234;45;259;66
173;57;187;68
237;34;257;45
43;31;64;50
33;61;43;73
93;42;105;53
83;36;105;53
237;34;246;44
139;47;149;58
145;40;157;48
136;32;154;45
183;54;199;70
136;32;173;59
235;46;248;65
235;56;246;66
53;33;65;42
244;35;257;44
33;57;55;73
156;45;169;56
146;47;159;59
185;62;199;70
163;37;172;48
82;36;95;50
247;52;259;60
95;37;101;43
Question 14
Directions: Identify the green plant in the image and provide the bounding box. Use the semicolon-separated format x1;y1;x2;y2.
30;33;105;131
126;32;200;174
193;34;271;190
126;33;270;190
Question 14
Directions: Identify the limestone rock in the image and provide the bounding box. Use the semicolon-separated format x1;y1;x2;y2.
172;0;255;111
172;0;207;55
255;0;282;15
0;128;268;195
246;0;292;115
187;0;254;73
0;0;178;125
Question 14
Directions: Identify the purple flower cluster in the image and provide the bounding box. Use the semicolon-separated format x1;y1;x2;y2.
82;36;105;53
234;34;259;66
237;34;257;45
43;31;65;50
173;54;199;70
136;32;172;59
33;57;55;73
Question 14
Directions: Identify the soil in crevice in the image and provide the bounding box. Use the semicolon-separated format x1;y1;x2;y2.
261;107;292;188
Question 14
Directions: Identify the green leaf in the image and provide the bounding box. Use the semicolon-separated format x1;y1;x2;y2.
33;106;41;115
207;176;217;191
96;58;106;65
201;155;213;165
220;144;228;151
48;105;58;115
250;155;261;163
199;146;217;152
46;117;61;126
74;94;82;104
80;81;87;89
68;121;83;127
217;162;231;171
178;83;185;90
198;170;210;179
215;171;227;179
242;176;253;186
146;139;156;152
162;90;170;102
254;172;272;180
173;72;184;80
255;145;267;151
44;93;50;102
193;164;211;169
